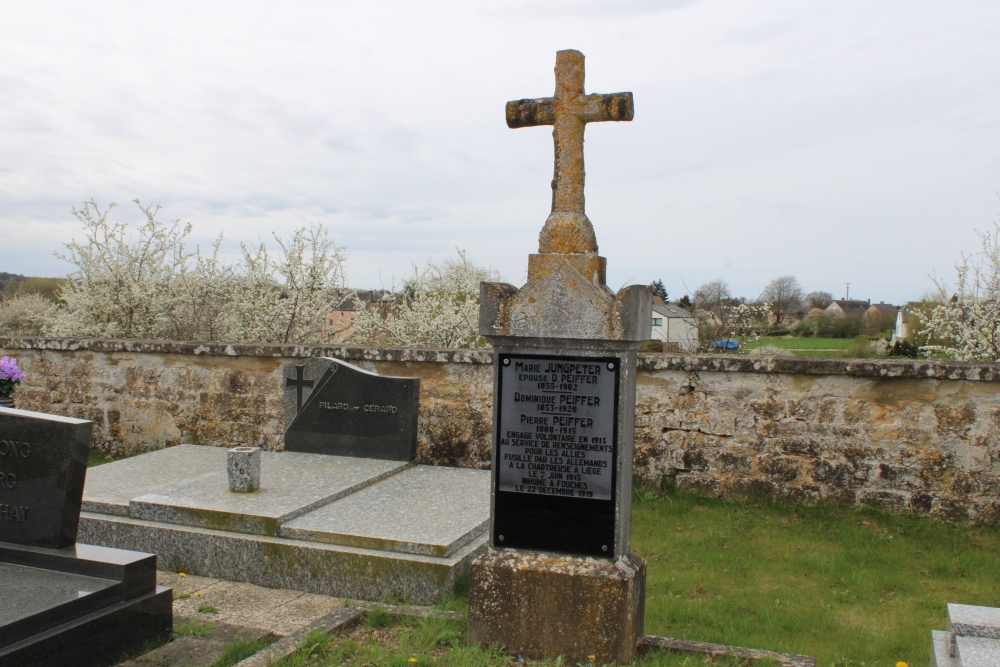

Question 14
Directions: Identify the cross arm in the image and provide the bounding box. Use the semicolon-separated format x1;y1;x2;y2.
506;97;556;128
578;92;634;123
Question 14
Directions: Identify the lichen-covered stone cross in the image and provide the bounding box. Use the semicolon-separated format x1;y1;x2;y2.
506;49;633;255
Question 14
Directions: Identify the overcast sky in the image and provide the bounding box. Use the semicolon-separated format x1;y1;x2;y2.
3;1;999;305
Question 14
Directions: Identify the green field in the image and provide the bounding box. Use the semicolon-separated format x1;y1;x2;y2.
749;337;854;350
744;337;857;357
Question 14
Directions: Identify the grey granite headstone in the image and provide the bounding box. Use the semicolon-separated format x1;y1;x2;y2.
283;358;419;461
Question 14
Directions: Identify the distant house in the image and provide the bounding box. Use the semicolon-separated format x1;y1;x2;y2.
770;307;810;326
650;298;697;351
866;301;899;319
893;306;909;342
864;301;898;334
825;299;871;317
326;289;390;342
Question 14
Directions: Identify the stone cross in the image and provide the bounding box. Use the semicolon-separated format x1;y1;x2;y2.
472;50;649;665
506;49;633;254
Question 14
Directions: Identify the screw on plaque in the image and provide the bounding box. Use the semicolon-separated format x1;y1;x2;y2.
607;362;615;370
503;358;510;365
602;545;608;552
498;535;505;541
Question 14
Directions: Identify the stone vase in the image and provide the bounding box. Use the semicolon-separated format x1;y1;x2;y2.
227;446;261;493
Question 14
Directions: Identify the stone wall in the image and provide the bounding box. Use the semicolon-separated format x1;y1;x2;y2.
0;338;495;470
2;337;998;523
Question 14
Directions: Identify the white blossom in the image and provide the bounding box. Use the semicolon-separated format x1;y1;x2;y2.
917;219;1000;361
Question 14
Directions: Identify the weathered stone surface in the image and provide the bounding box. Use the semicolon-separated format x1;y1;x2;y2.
638;634;815;667
126;449;408;536
482;49;648;345
931;629;956;667
82;444;224;517
279;465;489;557
633;363;1000;524
0;339;493;469
227;446;260;493
78;510;483;605
467;547;645;665
504;49;633;255
955;634;1000;666
949;602;1000;639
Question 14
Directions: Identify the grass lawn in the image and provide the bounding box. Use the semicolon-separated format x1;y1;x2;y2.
274;611;777;667
272;490;999;667
633;489;1000;666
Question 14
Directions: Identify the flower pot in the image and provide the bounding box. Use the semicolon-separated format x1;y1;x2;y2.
0;397;13;409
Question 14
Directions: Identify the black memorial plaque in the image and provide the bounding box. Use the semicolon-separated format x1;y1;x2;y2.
284;358;420;461
0;408;91;549
492;353;619;557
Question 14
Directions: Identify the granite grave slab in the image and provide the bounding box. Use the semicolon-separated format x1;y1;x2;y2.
81;443;224;516
280;464;490;556
80;444;489;604
128;450;408;535
930;602;1000;667
0;406;172;667
284;358;419;461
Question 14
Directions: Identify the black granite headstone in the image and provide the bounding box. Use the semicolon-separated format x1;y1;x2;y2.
0;407;172;667
0;409;90;549
283;358;420;461
491;353;620;558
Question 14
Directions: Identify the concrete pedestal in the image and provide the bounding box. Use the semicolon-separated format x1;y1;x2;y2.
468;548;645;665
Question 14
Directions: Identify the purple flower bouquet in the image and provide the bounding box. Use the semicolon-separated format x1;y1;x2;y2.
0;356;26;398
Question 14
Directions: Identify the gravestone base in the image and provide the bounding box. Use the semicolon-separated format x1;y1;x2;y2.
0;542;172;667
468;548;645;665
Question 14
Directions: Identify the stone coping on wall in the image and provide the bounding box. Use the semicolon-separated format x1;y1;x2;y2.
2;336;999;382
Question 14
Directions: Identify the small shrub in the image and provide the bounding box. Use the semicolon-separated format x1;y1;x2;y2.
891;339;919;358
295;629;331;660
841;336;890;359
790;317;817;337
365;606;394;628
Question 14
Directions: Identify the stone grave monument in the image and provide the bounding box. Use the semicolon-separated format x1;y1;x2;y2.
283;357;420;461
932;602;1000;667
0;406;172;667
79;358;489;604
467;49;650;665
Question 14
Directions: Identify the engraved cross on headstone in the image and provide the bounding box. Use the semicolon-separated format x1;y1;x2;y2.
506;49;633;254
285;364;315;412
